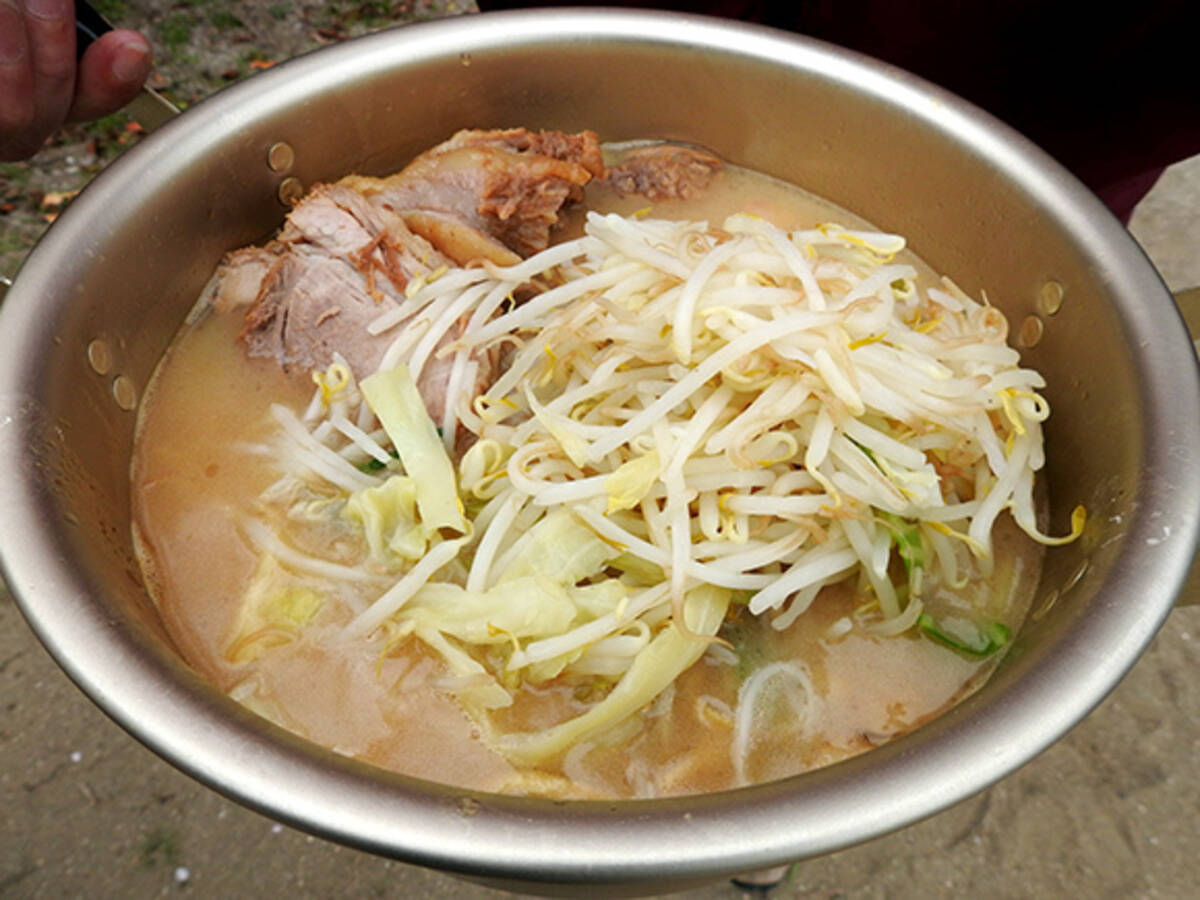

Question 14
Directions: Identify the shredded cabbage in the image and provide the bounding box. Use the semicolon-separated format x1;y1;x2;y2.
493;584;731;764
342;475;426;564
359;366;467;537
225;555;323;663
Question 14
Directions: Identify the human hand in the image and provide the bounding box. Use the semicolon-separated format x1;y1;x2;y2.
0;0;152;161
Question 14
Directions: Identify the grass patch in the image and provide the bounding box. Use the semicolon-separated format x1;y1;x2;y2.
358;0;399;19
138;827;182;870
92;0;129;19
81;111;130;136
160;13;194;50
77;111;138;162
0;229;33;258
209;10;245;30
268;3;293;20
0;162;31;185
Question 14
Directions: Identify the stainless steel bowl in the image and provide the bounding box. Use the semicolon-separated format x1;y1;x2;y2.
0;10;1196;895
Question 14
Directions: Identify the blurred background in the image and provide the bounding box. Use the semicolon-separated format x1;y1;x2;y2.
2;2;1197;897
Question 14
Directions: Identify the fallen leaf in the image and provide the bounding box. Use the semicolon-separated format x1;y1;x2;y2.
41;190;80;208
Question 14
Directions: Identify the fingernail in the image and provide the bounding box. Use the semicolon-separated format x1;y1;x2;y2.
111;36;151;84
0;2;27;64
21;0;70;21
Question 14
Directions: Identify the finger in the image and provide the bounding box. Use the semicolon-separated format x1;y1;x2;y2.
68;30;152;123
21;0;77;132
0;0;38;160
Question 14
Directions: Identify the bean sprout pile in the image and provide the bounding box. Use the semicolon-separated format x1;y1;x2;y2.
241;210;1081;764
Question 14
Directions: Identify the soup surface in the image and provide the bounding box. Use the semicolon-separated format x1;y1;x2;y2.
132;135;1051;798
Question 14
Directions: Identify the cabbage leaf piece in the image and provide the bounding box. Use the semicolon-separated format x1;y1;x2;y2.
604;449;663;513
494;507;620;586
405;577;581;646
412;625;513;710
360;365;467;536
516;579;630;684
373;507;632;711
490;583;732;765
342;475;427;565
225;554;323;663
397;575;618;710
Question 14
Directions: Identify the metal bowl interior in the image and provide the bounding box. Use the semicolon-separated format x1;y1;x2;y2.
0;10;1197;895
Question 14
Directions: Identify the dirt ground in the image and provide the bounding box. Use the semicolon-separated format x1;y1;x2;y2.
1;3;1198;898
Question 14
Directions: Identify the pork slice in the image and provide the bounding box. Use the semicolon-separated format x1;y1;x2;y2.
237;248;495;428
203;246;285;314
429;127;607;176
278;183;451;300
341;128;606;258
208;130;612;436
208;179;457;375
605;144;724;200
279;185;383;258
239;249;399;377
224;192;494;428
206;184;450;315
